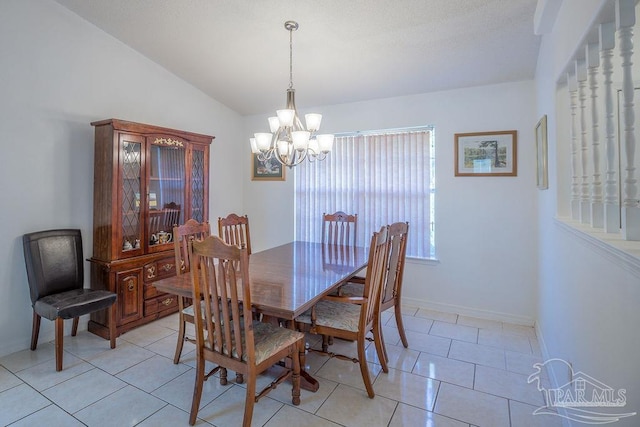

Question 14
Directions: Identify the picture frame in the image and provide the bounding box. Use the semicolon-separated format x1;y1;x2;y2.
535;115;548;190
251;153;286;181
454;130;517;176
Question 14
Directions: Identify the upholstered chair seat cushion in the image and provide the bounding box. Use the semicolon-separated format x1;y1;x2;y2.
336;282;364;297
296;300;361;332
34;289;116;320
251;322;304;364
203;320;303;365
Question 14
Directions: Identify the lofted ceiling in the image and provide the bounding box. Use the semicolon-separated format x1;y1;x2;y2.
53;0;541;116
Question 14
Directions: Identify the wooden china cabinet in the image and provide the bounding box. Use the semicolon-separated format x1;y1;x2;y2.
88;119;213;339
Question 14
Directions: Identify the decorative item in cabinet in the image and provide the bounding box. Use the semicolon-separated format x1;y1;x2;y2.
88;119;213;340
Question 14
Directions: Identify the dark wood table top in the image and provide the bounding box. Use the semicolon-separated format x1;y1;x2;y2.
153;241;368;320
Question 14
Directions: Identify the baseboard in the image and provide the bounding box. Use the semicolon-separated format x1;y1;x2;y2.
534;322;573;427
1;337;34;359
402;296;535;326
0;321;89;359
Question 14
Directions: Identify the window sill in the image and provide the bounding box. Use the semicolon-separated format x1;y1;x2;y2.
554;217;640;277
406;256;440;266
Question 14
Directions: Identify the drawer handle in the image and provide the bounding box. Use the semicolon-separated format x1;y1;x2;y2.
161;298;173;306
146;266;156;279
161;263;173;272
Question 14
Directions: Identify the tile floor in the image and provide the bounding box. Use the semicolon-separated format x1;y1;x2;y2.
0;306;562;427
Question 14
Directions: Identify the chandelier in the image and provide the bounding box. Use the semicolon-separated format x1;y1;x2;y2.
250;21;334;168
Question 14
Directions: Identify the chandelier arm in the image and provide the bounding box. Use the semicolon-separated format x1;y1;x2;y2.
257;151;271;162
276;147;307;168
315;151;328;161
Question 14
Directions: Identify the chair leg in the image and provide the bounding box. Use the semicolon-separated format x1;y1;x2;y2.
357;335;375;398
242;373;256;427
30;311;41;351
219;367;228;385
394;301;409;348
291;341;302;406
71;317;79;336
109;303;117;349
173;320;185;364
174;300;186;364
55;317;64;372
372;322;389;373
322;334;330;352
189;353;205;426
299;340;307;375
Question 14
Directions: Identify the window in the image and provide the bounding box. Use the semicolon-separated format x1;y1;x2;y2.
294;127;435;259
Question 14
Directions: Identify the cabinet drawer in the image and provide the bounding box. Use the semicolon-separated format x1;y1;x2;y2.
144;281;182;300
144;282;160;300
144;293;178;316
143;257;177;282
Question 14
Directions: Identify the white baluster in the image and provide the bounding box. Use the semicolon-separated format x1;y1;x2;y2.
568;71;580;221
617;0;640;240
600;22;619;233
576;59;591;224
587;43;603;228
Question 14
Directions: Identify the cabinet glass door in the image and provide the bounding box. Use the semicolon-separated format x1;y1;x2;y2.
121;136;142;253
148;141;186;247
190;147;206;222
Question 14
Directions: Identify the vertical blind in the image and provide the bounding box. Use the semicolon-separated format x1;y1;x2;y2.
294;129;434;259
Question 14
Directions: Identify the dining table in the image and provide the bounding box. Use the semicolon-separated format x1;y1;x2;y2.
152;240;368;392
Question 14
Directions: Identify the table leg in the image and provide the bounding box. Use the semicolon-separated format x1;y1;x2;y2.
301;370;319;392
276;316;321;393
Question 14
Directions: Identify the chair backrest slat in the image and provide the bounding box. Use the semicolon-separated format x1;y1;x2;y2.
322;211;357;246
362;226;390;328
163;202;181;231
218;214;252;255
173;219;211;275
381;222;409;307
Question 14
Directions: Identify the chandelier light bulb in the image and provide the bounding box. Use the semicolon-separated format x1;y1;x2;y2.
277;140;289;156
292;131;310;150
305;113;322;132
254;133;272;151
276;109;295;127
268;117;280;133
249;137;259;154
317;134;335;153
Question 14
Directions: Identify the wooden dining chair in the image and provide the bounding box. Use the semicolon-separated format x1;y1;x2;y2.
340;222;410;365
172;219;210;364
187;236;305;426
218;213;252;254
322;211;357;246
295;225;390;398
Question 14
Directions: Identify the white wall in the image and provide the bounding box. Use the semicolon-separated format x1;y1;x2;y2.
243;80;539;325
535;0;640;424
0;0;245;356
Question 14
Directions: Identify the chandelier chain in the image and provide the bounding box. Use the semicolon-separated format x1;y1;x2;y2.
289;25;294;89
